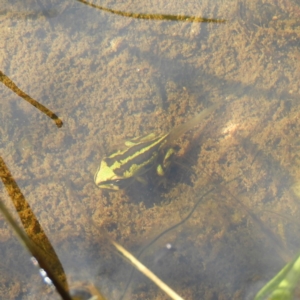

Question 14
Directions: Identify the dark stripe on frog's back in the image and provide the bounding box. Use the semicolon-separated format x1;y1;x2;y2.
105;135;167;177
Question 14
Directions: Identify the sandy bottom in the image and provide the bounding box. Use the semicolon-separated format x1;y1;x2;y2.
1;0;300;299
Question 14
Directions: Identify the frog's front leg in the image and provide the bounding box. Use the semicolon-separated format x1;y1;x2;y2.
156;148;176;176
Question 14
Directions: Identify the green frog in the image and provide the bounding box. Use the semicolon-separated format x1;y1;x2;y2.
94;104;220;190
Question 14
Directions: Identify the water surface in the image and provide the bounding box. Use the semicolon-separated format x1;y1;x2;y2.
1;0;300;299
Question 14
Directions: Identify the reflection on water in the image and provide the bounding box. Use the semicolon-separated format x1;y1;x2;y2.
1;0;300;299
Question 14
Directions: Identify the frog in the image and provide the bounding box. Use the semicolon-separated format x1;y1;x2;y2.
94;103;220;190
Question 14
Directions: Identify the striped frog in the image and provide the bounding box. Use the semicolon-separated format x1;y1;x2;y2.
94;104;219;190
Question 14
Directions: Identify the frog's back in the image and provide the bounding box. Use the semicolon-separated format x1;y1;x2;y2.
106;134;167;178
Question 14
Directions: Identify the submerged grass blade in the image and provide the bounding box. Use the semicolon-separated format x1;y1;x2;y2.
110;238;184;300
120;187;216;299
0;70;63;127
76;0;226;23
0;196;72;300
254;251;300;300
0;156;69;293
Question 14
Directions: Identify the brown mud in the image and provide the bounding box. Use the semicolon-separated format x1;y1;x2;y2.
1;0;300;299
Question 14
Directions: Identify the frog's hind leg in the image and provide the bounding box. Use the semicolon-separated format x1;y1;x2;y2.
125;133;157;146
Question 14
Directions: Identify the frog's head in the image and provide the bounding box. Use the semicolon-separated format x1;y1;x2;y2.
94;160;123;191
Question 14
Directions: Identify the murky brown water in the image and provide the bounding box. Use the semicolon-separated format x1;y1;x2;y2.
1;0;300;299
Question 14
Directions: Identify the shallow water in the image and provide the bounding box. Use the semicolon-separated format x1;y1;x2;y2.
1;0;300;299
